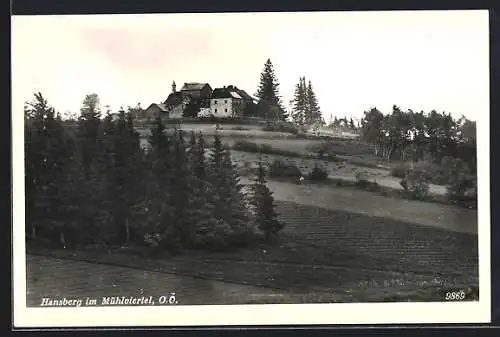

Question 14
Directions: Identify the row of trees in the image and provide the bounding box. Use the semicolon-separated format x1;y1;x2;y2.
248;59;325;128
360;105;477;171
25;93;284;251
328;115;360;130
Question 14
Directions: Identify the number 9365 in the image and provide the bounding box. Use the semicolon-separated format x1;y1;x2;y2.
445;290;466;301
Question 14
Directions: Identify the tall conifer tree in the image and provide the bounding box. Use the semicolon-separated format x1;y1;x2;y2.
256;59;287;120
251;158;283;241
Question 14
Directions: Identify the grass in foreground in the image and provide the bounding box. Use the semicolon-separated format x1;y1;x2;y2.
26;202;479;303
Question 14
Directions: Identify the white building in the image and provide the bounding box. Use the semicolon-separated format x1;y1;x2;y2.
209;86;253;118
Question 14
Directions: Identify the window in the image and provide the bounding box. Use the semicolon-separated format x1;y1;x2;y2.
225;108;228;113
214;100;217;104
224;100;228;104
215;109;218;113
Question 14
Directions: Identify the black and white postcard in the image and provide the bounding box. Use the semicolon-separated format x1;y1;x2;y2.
12;10;491;327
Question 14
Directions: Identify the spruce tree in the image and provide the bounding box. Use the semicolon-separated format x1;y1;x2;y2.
183;132;222;249
24;93;74;244
349;117;355;129
25;94;48;240
305;80;322;126
195;132;206;180
206;133;240;247
256;59;287;120
138;117;178;250
219;149;253;245
101;109;145;244
251;158;283;242
171;129;193;245
77;94;102;178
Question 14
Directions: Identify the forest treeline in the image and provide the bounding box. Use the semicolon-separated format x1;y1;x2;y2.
24;93;283;251
360;105;477;171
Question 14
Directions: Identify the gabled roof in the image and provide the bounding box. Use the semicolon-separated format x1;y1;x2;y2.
145;103;169;112
235;89;253;101
181;82;211;91
230;91;242;99
211;88;233;99
211;86;254;101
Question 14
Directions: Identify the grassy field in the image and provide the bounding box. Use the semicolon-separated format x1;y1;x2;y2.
233;151;448;196
239;177;476;234
28;120;478;304
27;200;478;303
138;126;450;198
138;125;387;169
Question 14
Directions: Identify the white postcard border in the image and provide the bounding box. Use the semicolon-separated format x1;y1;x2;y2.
12;11;491;327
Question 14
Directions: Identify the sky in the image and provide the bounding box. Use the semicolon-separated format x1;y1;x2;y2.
11;10;489;122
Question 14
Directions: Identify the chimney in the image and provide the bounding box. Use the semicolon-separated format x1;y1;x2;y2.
172;81;176;93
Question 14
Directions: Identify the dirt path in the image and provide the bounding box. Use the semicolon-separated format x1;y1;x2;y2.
240;177;477;234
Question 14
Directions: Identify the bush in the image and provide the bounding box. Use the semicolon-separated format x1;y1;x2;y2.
308;164;328;181
354;171;380;192
390;164;409;179
262;121;300;134
142;233;164;257
268;159;302;179
238;160;257;176
400;169;431;200
231;126;250;131
231;140;303;158
163;116;266;126
445;157;476;207
308;142;335;158
392;161;450;186
334;179;345;187
193;218;233;251
232;140;272;153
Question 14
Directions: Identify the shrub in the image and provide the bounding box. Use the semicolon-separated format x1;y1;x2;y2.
231;126;250;131
232;140;272;153
163;116;266;126
354;170;368;182
193;218;233;251
400;169;431;200
334;179;345;187
308;164;328;181
308;142;335;158
392;161;450;186
238;160;257;176
354;171;380;192
231;140;303;158
268;159;302;179
142;233;164;257
445;157;476;207
390;164;409;179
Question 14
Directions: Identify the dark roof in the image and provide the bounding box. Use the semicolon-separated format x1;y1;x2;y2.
211;88;233;99
235;89;253;101
145;103;169;112
211;86;254;101
180;82;211;91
